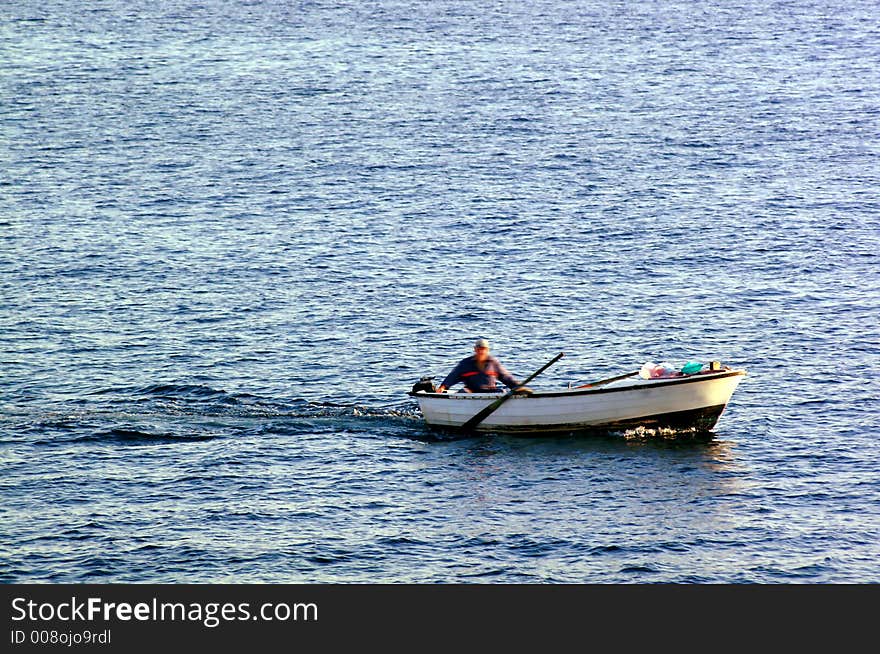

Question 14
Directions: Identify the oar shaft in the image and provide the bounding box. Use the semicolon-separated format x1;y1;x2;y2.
577;370;639;389
517;352;565;388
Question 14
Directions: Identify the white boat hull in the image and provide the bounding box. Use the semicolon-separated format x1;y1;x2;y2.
410;370;746;434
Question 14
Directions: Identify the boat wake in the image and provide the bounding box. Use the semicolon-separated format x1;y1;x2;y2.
73;428;218;445
6;383;429;445
86;382;423;419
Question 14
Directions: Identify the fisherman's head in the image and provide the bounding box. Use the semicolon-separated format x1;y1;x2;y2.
473;338;490;362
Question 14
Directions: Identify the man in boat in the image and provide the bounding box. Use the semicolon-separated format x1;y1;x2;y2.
435;339;532;394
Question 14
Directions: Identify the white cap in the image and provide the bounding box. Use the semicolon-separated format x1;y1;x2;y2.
474;338;490;349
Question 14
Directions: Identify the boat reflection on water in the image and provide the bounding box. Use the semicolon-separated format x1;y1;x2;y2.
435;432;746;509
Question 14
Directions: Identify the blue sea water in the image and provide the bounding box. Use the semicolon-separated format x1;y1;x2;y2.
1;0;879;583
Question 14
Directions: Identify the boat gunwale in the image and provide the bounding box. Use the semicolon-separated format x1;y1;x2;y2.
408;369;746;400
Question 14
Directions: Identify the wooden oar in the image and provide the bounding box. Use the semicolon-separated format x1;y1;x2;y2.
575;370;640;389
460;352;565;431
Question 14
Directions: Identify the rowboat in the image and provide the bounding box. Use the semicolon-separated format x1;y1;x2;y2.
409;368;746;434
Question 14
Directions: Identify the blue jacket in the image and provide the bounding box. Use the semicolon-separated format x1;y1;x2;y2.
441;356;520;393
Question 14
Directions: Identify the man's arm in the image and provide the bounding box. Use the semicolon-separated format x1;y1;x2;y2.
437;360;465;393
